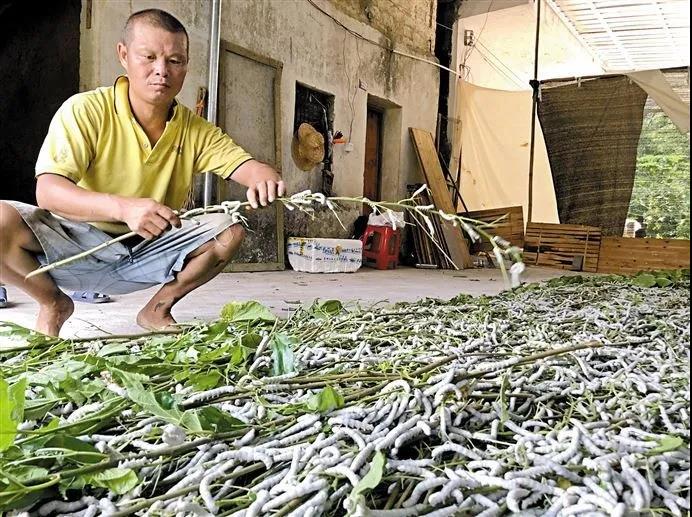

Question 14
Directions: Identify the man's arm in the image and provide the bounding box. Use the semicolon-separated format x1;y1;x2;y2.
230;160;286;209
36;174;180;240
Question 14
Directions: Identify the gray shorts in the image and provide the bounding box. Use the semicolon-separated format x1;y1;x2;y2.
6;201;237;295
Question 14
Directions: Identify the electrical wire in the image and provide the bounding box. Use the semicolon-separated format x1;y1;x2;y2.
305;0;462;78
380;0;455;33
473;46;525;89
476;40;527;87
461;0;494;67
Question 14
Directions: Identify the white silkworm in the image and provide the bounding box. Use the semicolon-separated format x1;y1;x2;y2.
431;442;482;461
403;477;448;507
261;479;328;512
245;489;270;517
323;465;360;487
65;402;104;423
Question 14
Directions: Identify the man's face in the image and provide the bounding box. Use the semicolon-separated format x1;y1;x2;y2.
117;22;188;108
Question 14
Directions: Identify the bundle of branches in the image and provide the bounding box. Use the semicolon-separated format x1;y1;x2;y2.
1;271;689;516
25;187;523;283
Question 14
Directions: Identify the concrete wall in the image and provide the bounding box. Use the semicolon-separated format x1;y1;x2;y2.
79;0;440;238
332;0;436;54
454;0;603;91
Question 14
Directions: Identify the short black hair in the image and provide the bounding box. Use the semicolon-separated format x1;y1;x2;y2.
122;9;189;53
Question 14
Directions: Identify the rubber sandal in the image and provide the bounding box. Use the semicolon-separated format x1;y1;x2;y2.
70;291;112;304
0;286;8;308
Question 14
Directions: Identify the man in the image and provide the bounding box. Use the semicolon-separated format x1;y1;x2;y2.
0;9;284;336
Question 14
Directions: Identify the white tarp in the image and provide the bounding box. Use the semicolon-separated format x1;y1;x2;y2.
457;80;559;225
627;69;690;133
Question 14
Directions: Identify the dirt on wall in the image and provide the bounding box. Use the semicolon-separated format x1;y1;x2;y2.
0;0;81;204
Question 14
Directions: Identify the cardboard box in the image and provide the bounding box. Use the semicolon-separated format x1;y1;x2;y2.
287;237;362;273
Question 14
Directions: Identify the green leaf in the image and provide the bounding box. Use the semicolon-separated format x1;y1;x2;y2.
240;333;262;349
648;435;684;454
0;322;54;346
307;386;345;413
187;371;222;391
32;360;95;387
557;477;572;490
310;299;344;319
44;435;106;464
118;377;182;425
195;407;245;433
0;377;26;451
96;342;131;357
632;273;657;288
86;468;138;494
220;301;276;323
23;398;59;421
350;451;385;501
206;320;230;336
656;277;673;287
230;344;250;367
6;466;50;484
270;333;296;376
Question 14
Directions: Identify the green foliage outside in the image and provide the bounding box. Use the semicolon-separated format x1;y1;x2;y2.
628;112;690;239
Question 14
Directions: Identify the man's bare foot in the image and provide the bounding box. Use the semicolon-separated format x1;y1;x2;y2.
36;293;74;337
136;301;178;331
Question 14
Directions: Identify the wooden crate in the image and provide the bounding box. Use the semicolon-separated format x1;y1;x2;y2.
524;223;601;272
597;237;690;274
460;206;525;252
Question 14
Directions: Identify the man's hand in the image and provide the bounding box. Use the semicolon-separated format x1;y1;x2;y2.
35;175;179;240
117;198;181;240
232;160;286;209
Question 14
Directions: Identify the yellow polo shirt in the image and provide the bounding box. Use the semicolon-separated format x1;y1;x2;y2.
35;76;253;235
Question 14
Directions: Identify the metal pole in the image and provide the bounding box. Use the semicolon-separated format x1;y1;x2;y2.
527;0;541;224
203;0;222;207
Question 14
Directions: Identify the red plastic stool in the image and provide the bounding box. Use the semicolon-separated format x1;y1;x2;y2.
361;225;401;270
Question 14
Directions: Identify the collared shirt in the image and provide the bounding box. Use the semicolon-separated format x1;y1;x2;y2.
35;75;253;235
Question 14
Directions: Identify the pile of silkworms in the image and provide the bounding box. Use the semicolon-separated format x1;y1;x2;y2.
4;274;690;516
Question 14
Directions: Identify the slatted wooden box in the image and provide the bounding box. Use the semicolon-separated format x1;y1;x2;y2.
460;206;525;253
523;223;601;272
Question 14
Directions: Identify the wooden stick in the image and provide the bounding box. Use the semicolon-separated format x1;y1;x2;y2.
25;232;137;279
23;190;511;281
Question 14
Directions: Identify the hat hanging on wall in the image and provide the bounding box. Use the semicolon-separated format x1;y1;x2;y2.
291;122;325;171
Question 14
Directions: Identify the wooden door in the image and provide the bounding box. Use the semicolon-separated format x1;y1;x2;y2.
218;43;284;271
363;108;383;214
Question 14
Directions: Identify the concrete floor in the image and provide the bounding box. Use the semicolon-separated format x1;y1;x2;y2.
0;266;579;338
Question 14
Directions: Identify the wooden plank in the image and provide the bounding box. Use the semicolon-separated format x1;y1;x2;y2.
409;128;473;269
460;206;524;253
597;237;690;274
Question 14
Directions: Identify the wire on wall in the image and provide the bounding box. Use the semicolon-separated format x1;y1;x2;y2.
476;40;527;86
305;0;462;78
461;0;494;68
474;45;525;88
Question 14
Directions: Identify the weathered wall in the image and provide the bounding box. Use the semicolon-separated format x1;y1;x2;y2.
80;0;440;240
331;0;436;55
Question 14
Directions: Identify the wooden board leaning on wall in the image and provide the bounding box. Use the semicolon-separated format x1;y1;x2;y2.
409;128;473;269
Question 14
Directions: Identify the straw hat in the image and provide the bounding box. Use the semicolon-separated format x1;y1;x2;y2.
291;123;325;171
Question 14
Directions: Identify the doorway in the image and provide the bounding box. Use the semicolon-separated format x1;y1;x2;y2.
0;0;80;203
363;107;383;214
217;42;284;271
